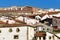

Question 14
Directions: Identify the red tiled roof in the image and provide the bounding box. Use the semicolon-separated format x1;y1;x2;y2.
0;21;6;24
39;11;60;17
34;32;46;37
53;16;60;19
0;21;34;28
0;17;34;28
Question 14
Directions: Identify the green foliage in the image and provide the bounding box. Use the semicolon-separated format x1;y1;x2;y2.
53;30;60;33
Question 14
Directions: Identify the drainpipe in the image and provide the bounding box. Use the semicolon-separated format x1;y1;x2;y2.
27;26;29;40
23;16;25;23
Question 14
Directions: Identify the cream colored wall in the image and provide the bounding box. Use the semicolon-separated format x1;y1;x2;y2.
0;26;60;40
54;34;60;40
28;27;34;40
46;32;53;40
46;32;60;40
0;27;27;40
0;26;34;40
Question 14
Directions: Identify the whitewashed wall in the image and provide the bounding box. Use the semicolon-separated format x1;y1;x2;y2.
54;34;60;40
0;26;60;40
0;26;34;40
46;32;60;40
52;17;60;29
28;27;34;40
46;32;53;40
38;26;53;32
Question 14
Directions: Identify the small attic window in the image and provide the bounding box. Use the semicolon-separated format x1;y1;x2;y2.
0;30;1;33
34;28;37;31
47;28;49;30
49;36;51;39
16;28;20;32
9;28;12;32
43;28;45;30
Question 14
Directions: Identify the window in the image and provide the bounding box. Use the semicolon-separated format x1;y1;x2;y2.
47;28;49;32
47;28;49;30
43;36;45;39
34;28;37;31
16;28;20;32
49;36;51;39
43;28;45;30
0;30;1;33
9;28;12;32
14;35;19;39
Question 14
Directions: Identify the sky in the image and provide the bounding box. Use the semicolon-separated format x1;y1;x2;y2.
0;0;60;9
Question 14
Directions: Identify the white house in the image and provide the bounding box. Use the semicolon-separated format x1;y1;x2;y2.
52;16;60;30
0;16;35;40
0;16;60;40
0;24;34;40
33;23;60;40
15;16;39;25
34;23;53;33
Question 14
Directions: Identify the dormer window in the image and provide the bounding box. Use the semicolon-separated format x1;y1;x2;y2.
43;28;45;30
0;30;1;33
34;27;37;31
9;28;12;32
49;36;51;39
16;28;20;32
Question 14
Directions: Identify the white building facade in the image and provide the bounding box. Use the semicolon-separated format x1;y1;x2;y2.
0;26;34;40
